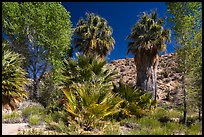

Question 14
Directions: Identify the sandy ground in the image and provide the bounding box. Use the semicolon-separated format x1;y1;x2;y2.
2;123;29;135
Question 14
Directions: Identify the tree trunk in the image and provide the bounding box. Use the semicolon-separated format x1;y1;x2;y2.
182;75;187;126
33;79;38;99
134;50;158;100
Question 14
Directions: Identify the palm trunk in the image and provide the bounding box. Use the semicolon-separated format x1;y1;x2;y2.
134;50;158;100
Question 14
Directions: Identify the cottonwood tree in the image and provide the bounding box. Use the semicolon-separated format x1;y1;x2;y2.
167;2;202;124
2;2;72;99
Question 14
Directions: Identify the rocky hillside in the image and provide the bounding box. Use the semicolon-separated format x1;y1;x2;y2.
108;53;183;108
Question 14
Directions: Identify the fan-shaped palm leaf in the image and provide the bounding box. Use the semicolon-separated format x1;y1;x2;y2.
2;46;30;110
74;12;115;58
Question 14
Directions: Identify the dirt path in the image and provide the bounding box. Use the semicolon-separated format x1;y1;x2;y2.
2;123;29;135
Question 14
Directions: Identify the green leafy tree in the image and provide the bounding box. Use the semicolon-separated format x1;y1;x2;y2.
2;2;72;99
126;10;171;100
73;12;115;58
2;44;30;110
167;2;202;124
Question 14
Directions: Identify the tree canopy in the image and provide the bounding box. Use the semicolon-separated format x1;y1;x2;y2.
2;2;73;98
167;2;202;121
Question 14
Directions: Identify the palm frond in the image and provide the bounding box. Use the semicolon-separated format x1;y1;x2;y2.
73;12;115;57
127;10;171;55
2;46;30;110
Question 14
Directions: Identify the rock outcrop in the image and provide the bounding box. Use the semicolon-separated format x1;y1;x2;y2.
108;53;183;108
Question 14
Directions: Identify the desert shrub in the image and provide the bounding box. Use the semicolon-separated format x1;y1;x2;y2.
112;81;156;118
186;121;202;135
137;117;161;128
45;114;79;135
2;45;30;110
102;122;120;135
22;105;45;118
167;109;182;119
119;116;138;126
46;120;69;134
127;126;169;135
151;107;168;119
2;111;22;123
38;72;65;113
186;116;200;126
28;115;41;125
164;121;186;134
149;127;169;135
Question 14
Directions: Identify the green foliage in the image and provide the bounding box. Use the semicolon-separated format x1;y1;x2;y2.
118;115;201;135
127;10;171;55
62;82;123;130
2;2;73;99
102;122;120;135
137;117;161;128
28;115;41;125
126;10;170;99
167;109;182;119
38;72;65;114
186;121;202;135
164;122;186;134
150;107;168;119
61;54;116;87
2;111;21;123
46;110;68;124
2;45;30;110
112;82;156;118
44;112;78;135
22;105;45;118
60;54;123;131
150;127;169;135
74;12;115;57
45;120;70;134
167;2;202;121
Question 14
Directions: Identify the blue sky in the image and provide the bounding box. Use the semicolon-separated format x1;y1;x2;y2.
62;2;175;62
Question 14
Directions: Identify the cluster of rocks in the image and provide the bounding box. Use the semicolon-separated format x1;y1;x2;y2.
108;53;183;108
108;58;136;86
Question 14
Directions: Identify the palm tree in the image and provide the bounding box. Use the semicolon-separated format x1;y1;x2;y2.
61;53;116;87
60;54;123;130
2;45;30;110
73;12;115;58
126;10;171;100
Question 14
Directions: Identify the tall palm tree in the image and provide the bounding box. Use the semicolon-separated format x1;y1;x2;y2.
126;10;171;100
74;12;115;58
